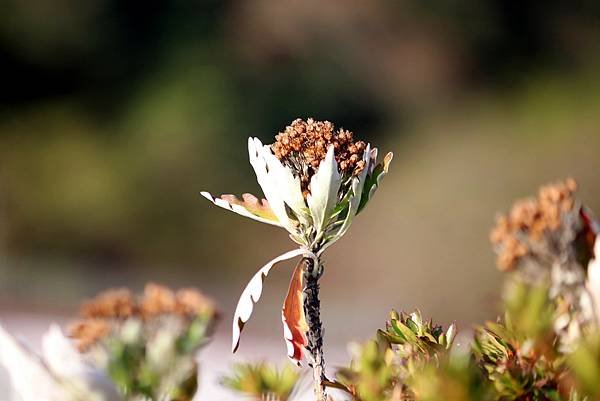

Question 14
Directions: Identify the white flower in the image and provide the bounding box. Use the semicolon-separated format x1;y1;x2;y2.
201;120;392;364
202;137;392;253
0;323;122;401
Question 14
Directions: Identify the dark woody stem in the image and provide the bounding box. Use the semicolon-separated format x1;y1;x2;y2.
302;256;327;401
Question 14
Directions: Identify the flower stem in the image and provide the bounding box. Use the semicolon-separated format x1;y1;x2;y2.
302;256;327;401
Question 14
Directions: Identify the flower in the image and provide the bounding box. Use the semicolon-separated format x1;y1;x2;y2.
70;283;218;351
68;283;218;400
0;323;122;401
201;118;392;253
490;178;581;271
201;118;392;364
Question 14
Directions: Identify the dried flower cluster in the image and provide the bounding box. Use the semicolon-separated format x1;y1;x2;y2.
272;118;367;196
490;178;578;271
141;283;216;318
70;283;217;351
79;288;136;320
69;318;110;352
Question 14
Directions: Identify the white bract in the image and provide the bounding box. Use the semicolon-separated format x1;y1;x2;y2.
0;323;122;401
201;136;392;363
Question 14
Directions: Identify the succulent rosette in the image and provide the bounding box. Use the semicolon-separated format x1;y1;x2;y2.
201;118;392;365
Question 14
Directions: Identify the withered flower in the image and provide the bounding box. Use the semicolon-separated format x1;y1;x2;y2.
201;118;392;400
80;288;136;320
68;283;217;401
202;118;392;253
490;178;600;349
69;319;110;352
490;178;580;271
139;282;177;317
70;283;217;352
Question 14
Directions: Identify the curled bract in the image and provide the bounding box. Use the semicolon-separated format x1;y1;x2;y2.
231;249;318;354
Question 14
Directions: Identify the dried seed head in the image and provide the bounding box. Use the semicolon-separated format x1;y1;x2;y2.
272;118;367;196
139;283;177;317
490;178;579;270
80;288;136;319
175;288;218;318
69;319;110;352
71;283;218;353
497;235;529;271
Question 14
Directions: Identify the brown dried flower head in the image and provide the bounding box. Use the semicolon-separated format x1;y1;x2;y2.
490;178;578;271
69;319;110;352
139;283;177;317
70;283;218;351
80;288;136;319
175;288;218;318
271;118;367;196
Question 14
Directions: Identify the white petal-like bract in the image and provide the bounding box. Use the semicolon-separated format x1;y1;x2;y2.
261;144;310;225
0;323;122;401
308;145;341;237
0;323;66;401
248;138;298;235
42;325;122;401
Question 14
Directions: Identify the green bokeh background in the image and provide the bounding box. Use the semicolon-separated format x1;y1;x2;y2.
1;0;599;341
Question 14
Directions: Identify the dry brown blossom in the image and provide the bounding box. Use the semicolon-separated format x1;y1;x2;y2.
139;283;177;317
175;288;218;317
69;283;217;351
80;288;136;319
496;236;529;271
490;178;578;271
272;118;367;196
69;319;110;352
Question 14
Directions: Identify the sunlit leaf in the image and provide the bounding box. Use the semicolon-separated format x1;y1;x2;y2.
200;191;281;226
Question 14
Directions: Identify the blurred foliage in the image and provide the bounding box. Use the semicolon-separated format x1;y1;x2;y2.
104;318;205;401
500;280;555;341
568;334;600;400
410;354;493;401
1;0;600;290
220;362;301;401
329;310;456;401
472;284;564;401
322;280;574;401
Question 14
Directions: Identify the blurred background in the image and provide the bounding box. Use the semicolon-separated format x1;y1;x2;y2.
1;0;600;398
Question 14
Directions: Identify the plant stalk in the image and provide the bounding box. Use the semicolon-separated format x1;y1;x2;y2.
302;256;327;401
